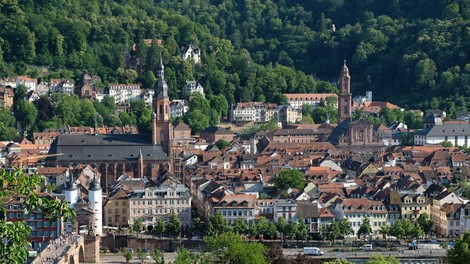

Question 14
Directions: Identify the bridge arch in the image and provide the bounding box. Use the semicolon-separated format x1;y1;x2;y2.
79;245;85;263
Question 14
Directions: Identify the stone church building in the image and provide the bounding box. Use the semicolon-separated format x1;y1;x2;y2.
329;61;391;151
48;58;178;190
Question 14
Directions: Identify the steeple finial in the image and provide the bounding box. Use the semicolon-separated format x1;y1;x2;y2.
158;52;164;70
344;58;347;67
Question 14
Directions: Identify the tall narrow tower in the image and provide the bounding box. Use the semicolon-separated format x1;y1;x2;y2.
338;60;352;123
152;56;173;160
64;169;78;209
88;175;103;236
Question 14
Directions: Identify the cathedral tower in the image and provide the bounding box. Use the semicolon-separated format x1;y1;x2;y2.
152;56;173;159
338;60;352;123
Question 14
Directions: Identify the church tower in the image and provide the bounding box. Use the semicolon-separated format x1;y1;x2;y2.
152;56;173;158
338;60;352;123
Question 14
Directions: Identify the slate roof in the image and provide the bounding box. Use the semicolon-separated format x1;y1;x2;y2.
417;124;470;137
48;134;168;162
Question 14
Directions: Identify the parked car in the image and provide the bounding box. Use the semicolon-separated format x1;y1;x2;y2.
303;247;324;256
127;248;134;253
142;248;149;253
361;244;373;251
409;245;419;250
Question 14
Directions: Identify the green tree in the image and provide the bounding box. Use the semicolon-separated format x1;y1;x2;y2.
233;217;248;235
133;218;143;234
295;219;308;240
321;221;341;242
210;94;229;117
136;248;146;264
0;169;75;263
416;213;432;235
154;218;166;237
357;217;372;240
301;104;314;116
185;109;209;134
15;100;38;132
140;70;157;89
301;116;314;124
167;213;182;237
275;169;305;190
390;219;414;239
188;92;210;113
191;217;204;236
118;111;137;126
173;248;194;264
215;139;230;150
441;140;453;147
379;224;391;240
276;216;288;241
152;249;165;264
205;232;267;264
324;260;353;264
448;231;470;264
339;218;354;237
208;108;220;126
366;255;400;264
255;217;276;239
129;100;152;133
208;212;230;236
122;250;132;263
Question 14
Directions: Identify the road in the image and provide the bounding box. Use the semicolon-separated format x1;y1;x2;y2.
97;246;447;263
97;252;177;263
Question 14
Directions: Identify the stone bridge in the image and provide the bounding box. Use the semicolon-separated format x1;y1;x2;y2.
32;235;100;264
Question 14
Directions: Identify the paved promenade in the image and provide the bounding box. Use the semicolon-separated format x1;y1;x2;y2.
32;233;81;264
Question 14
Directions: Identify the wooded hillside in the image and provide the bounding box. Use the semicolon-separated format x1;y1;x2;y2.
1;0;470;116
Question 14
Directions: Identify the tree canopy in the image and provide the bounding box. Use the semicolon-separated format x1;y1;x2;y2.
0;169;74;263
275;169;305;190
448;231;470;264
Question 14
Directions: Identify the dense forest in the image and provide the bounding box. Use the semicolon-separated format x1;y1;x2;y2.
1;0;470;118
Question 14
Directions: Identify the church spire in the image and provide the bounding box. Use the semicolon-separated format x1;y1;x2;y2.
338;60;352;123
155;53;168;99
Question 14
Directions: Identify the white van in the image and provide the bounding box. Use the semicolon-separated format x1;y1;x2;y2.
303;247;324;256
361;244;373;251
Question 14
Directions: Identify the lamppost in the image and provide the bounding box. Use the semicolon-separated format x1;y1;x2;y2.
114;215;119;233
112;231;116;252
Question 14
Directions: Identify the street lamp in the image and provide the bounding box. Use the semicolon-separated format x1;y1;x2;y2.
112;231;116;252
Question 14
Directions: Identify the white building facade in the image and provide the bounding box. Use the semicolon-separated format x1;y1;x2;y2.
128;184;192;227
284;93;338;109
108;84;142;104
414;124;470;146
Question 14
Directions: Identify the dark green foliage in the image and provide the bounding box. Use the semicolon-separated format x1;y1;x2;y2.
205;232;268;264
167;213;182;237
2;0;470;125
215;139;230;150
0;169;75;263
448;231;470;264
185;110;209;134
275;169;305;190
416;213;432;235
